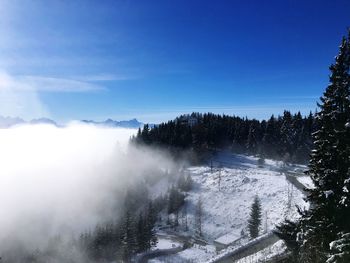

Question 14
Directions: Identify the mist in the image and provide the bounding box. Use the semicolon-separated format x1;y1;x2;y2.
0;124;176;261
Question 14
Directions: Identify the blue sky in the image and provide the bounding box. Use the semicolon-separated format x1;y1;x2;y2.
0;0;349;123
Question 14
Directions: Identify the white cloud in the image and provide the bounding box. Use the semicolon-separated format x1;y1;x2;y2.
20;75;105;92
0;72;49;119
72;73;132;82
0;72;105;93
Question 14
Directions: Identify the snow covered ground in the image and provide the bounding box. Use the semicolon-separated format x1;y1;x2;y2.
185;153;308;241
297;175;314;189
153;238;182;250
234;240;287;263
153;152;310;262
149;244;217;263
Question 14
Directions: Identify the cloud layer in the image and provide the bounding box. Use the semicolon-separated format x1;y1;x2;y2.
0;71;105;93
0;124;174;255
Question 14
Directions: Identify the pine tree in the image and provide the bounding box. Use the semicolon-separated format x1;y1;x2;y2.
140;201;157;250
277;30;350;263
246;122;258;154
195;197;203;237
136;213;147;252
262;115;278;158
279;111;293;160
248;196;262;239
184;174;193;192
120;210;137;261
182;204;188;231
275;219;301;259
301;31;350;263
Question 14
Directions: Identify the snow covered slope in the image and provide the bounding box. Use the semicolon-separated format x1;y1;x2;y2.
185;153;308;241
151;152;309;262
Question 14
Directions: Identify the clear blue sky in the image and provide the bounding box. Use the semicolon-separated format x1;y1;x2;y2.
0;0;349;123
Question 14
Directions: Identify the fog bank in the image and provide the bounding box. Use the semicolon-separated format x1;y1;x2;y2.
0;124;174;253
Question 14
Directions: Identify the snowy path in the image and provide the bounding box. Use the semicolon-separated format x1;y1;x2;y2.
135;247;184;263
206;232;280;263
284;172;308;195
135;235;184;263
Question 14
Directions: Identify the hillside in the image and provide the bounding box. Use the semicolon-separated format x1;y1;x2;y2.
146;152;310;263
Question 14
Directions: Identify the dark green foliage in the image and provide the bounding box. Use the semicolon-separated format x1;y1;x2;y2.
246;121;260;154
124;182;149;212
135;203;157;253
133;112;315;164
74;187;159;262
195;197;203;237
257;157;265;167
275;219;301;258
328;233;350;263
248;196;262;239
120;210;137;261
167;185;185;214
136;213;148;252
177;173;193;192
277;30;350;263
146;201;158;247
153;194;167;213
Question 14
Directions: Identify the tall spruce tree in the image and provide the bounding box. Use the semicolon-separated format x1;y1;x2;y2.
195;197;203;237
324;30;350;263
136;213;147;252
146;201;158;248
277;30;350;263
246;122;259;154
121;210;137;261
248;196;262;239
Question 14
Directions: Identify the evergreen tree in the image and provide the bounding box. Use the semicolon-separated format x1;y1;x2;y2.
262;115;278;158
246;122;259;154
134;112;315;164
136;213;147;252
301;31;350;263
167;185;185;214
146;201;158;248
120;210;137;261
248;196;262;239
275;219;301;260
280;111;293;162
195;197;203;237
277;30;350;263
184;174;193;192
182;203;189;231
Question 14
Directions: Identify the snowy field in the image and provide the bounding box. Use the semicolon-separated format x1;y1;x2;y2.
185;153;308;240
152;152;310;262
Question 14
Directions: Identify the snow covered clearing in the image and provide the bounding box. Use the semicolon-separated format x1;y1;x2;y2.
152;152;310;262
184;153;308;241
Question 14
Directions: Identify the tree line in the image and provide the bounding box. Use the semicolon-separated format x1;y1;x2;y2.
133;110;316;164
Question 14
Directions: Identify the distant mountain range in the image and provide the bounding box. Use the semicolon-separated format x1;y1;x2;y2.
80;118;143;128
0;116;144;129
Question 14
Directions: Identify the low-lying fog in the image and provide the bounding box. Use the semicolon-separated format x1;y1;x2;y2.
0;124;174;256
